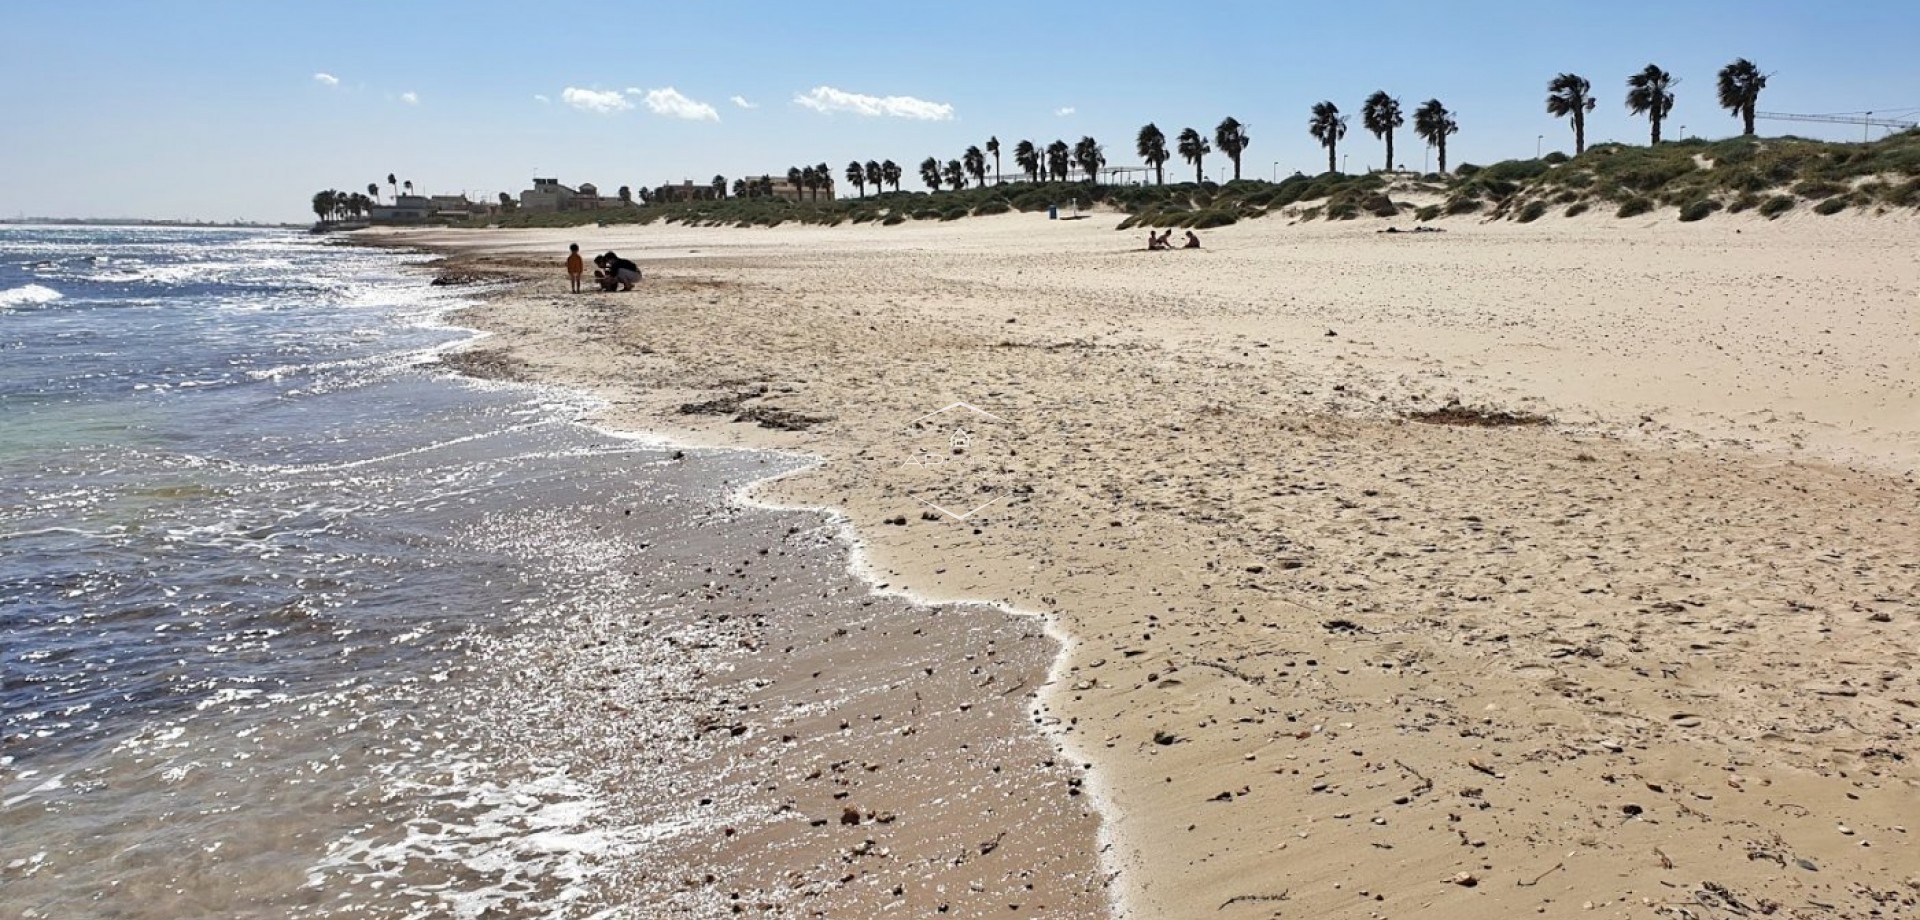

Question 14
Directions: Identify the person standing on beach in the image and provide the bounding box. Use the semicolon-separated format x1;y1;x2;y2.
565;243;585;294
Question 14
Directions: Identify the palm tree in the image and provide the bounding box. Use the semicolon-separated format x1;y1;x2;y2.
943;159;965;191
920;157;942;191
387;173;398;200
814;162;832;200
1072;136;1104;184
963;146;987;188
1412;99;1459;173
1625;64;1678;144
865;160;883;194
801;165;817;201
986;136;1002;183
1014;140;1040;182
618;184;633;203
1214;117;1250;181
1136;123;1169;185
1046;140;1070;182
1546;73;1598;155
312;190;333;222
881;160;902;192
402;180;413;197
366;182;380;204
1717;58;1767;136
1308;101;1347;173
711;175;726;198
787;166;804;200
1176;127;1209;183
1361;91;1404;172
732;178;748;198
846;161;867;197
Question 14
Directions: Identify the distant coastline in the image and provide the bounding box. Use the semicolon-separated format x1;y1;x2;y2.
0;218;304;230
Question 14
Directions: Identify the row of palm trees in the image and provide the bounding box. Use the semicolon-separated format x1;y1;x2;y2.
311;188;376;222
1547;57;1767;154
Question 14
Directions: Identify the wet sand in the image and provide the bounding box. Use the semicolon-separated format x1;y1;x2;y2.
371;210;1920;919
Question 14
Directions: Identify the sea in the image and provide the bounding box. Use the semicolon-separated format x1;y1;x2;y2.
0;226;1102;919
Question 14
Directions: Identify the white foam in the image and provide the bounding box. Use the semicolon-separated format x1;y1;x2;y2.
0;283;62;308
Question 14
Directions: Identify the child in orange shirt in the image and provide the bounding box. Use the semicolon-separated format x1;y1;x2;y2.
565;243;585;293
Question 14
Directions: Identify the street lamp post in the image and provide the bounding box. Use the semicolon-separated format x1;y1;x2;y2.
1272;161;1279;182
1341;153;1349;173
1535;134;1543;158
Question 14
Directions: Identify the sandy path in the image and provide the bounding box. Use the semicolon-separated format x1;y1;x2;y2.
371;209;1920;919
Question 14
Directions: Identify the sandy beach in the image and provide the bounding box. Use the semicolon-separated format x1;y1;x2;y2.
375;208;1920;919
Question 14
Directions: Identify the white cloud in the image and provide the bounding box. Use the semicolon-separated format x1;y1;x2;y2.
312;72;339;87
1055;106;1076;117
730;95;757;109
533;94;550;104
642;87;719;121
400;91;419;105
562;87;632;114
794;86;954;121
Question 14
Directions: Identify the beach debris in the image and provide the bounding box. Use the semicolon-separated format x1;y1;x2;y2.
1516;862;1565;887
1152;730;1182;746
1218;892;1290;910
1448;872;1480;887
1407;400;1550;428
840;806;861;825
736;405;831;431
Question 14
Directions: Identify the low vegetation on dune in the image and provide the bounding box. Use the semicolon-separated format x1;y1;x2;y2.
466;130;1920;232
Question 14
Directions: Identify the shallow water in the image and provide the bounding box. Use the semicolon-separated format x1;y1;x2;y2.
1;227;1105;918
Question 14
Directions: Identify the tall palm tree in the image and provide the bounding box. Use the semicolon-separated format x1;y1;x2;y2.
814;162;832;200
732;178;748;198
1176;127;1209;183
1545;73;1598;155
366;182;380;204
920;157;942;191
865;160;884;194
943;159;965;191
801;165;818;201
881;160;902;192
1046;140;1071;182
1014;140;1040;182
1214;117;1249;181
1361;91;1405;172
788;166;804;200
1625;64;1678;144
1308;101;1347;173
986;136;1002;183
1412;99;1459;173
387;173;397;200
1717;58;1767;136
1136;123;1169;185
711;175;726;198
312;190;335;222
1072;136;1104;184
963;146;987;188
402;180;413;197
846;161;867;197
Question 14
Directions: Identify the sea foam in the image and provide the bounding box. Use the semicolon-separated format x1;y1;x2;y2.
0;283;62;308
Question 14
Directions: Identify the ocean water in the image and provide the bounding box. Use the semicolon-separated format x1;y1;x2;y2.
0;226;784;917
0;227;1104;919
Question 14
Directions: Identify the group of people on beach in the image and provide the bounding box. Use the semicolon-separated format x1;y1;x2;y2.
565;243;641;293
1146;229;1202;251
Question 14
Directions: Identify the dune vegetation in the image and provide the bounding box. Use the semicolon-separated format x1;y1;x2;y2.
465;128;1920;232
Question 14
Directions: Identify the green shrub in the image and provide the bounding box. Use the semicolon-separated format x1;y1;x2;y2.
1326;201;1360;220
1884;178;1920;207
1791;179;1848;199
1190;209;1238;229
973;200;1011;216
882;213;906;226
1760;195;1795;219
1543;151;1571;165
1616;196;1655;218
1726;193;1762;213
1813;197;1849;215
1677;199;1721;222
1415;204;1442;221
1455;163;1483;177
1565;201;1590;217
1483;159;1552;182
1553;189;1579;203
1444;197;1482;215
1516;200;1548;223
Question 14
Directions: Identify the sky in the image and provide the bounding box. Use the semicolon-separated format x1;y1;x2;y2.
3;0;1918;223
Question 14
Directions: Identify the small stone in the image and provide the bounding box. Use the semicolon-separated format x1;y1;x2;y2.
1449;872;1479;887
1838;824;1854;836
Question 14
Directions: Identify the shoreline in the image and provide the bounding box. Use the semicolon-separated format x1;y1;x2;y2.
371;213;1920;919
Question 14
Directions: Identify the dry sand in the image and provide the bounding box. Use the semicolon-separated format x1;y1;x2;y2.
371;208;1920;919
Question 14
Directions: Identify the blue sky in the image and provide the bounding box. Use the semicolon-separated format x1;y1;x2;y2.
3;0;1917;222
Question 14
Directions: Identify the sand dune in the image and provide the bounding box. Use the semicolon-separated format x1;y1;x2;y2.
375;208;1920;918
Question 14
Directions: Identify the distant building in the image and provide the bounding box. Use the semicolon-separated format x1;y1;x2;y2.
369;195;432;224
737;174;829;203
520;178;631;212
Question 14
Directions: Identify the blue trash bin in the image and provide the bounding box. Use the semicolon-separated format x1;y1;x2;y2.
1047;205;1058;220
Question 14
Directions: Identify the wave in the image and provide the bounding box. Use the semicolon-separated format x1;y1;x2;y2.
0;283;62;308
